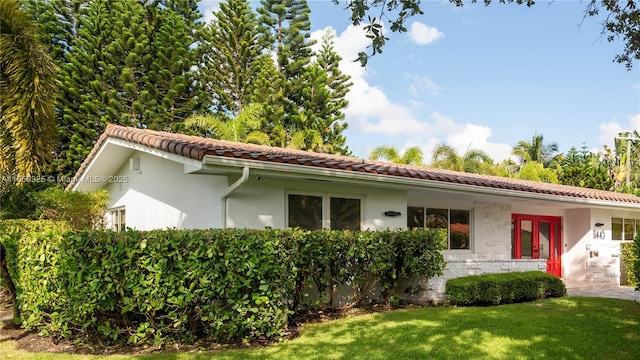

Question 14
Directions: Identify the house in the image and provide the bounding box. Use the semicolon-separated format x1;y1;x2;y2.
70;124;640;302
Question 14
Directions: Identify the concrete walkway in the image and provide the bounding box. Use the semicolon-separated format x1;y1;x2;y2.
566;285;640;303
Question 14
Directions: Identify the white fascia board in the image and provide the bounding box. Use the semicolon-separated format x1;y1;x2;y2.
71;138;204;191
105;138;204;171
202;155;640;211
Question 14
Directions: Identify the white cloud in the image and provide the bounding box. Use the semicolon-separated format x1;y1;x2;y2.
200;0;221;25
407;74;441;97
631;114;640;130
310;25;427;136
408;21;444;45
310;25;511;163
599;114;640;149
446;123;513;162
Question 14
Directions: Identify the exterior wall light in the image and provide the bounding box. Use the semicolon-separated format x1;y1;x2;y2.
384;211;401;217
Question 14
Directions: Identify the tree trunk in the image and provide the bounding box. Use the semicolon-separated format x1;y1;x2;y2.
0;243;16;298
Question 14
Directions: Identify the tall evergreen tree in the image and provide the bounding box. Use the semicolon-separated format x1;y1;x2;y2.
257;0;315;121
146;0;205;130
48;0;205;178
310;30;352;154
51;0;114;177
250;54;287;147
202;0;261;114
20;0;90;179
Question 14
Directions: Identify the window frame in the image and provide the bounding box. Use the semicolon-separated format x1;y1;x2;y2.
407;205;472;251
286;191;363;230
109;206;126;232
612;217;640;241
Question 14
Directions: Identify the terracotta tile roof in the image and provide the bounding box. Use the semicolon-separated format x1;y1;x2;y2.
73;124;640;205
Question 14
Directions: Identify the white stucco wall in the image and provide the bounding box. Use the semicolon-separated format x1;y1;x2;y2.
107;151;227;230
99;149;640;299
226;176;406;230
564;208;590;282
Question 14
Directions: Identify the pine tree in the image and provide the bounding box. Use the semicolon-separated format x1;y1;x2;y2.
20;0;90;179
103;0;152;125
51;0;114;178
202;0;261;114
250;54;287;147
309;30;352;154
146;0;205;130
257;0;315;123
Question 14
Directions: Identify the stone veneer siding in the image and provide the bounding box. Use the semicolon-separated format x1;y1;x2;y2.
585;242;621;285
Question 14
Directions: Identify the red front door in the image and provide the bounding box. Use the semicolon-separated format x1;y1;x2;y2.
512;214;562;277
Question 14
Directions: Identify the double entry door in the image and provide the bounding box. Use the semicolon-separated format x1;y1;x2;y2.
511;214;562;277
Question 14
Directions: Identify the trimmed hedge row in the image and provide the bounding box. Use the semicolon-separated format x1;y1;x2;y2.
0;221;446;346
621;241;639;288
445;271;566;306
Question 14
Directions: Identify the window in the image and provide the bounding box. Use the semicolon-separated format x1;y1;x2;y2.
110;207;126;231
408;206;470;250
612;218;640;241
330;197;361;231
288;194;361;231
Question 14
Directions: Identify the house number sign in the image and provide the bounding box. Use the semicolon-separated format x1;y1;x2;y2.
592;229;605;240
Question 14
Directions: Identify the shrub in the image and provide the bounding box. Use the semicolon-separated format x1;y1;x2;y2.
34;188;110;229
445;271;566;306
0;181;54;219
633;233;640;292
1;224;446;346
0;220;70;324
621;242;638;287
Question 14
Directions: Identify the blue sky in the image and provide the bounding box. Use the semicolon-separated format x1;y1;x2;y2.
200;0;640;162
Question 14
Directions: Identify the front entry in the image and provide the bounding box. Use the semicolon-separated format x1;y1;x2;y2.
511;214;562;277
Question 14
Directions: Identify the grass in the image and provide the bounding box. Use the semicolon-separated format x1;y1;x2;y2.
1;297;639;359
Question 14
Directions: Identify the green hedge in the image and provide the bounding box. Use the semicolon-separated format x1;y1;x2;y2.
0;222;446;346
631;233;640;292
445;271;566;306
621;242;638;287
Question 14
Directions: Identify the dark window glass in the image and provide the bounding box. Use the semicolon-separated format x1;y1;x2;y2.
520;220;533;258
407;207;424;229
450;210;470;249
288;195;322;230
612;218;623;241
425;208;448;229
330;197;360;230
426;208;448;247
624;219;635;241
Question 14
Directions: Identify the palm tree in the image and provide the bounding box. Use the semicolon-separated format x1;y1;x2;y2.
289;129;325;152
430;144;496;174
516;162;559;183
369;145;424;166
185;104;270;145
0;0;58;181
512;133;562;168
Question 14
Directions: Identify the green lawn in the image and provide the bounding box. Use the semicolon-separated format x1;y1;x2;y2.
2;297;639;359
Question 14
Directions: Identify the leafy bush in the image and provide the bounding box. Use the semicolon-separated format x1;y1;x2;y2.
0;220;70;324
445;271;566;306
632;233;640;292
621;242;638;287
0;224;446;347
0;181;54;219
34;188;110;229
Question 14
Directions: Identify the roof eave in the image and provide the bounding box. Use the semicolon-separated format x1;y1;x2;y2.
203;155;640;210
